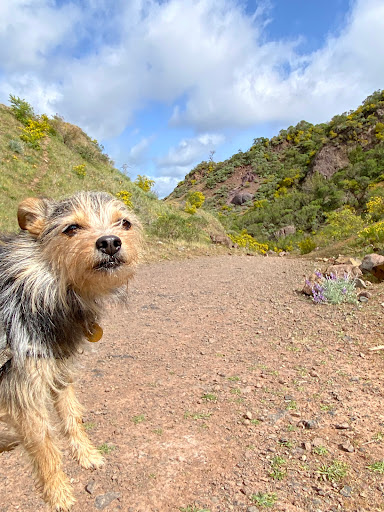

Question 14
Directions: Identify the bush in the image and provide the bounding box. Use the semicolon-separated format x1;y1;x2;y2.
358;220;384;244
149;212;207;242
9;94;34;124
366;196;384;221
20;114;54;149
307;271;358;305
135;175;155;193
185;191;205;214
8;139;25;154
116;190;134;209
298;237;317;254
228;230;269;254
318;207;364;242
375;122;384;141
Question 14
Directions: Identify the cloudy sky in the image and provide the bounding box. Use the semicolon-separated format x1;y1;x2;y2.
1;0;384;197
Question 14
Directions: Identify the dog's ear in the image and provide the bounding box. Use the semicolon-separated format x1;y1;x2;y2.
17;197;50;237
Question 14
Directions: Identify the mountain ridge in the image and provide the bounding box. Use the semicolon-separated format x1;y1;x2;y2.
167;90;384;254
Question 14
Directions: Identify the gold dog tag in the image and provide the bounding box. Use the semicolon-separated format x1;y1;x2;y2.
86;323;103;343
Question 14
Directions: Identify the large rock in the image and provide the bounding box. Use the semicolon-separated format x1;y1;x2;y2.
335;255;362;266
372;263;384;281
274;225;296;239
230;192;253;206
309;144;349;179
360;253;384;273
210;234;232;247
302;272;322;295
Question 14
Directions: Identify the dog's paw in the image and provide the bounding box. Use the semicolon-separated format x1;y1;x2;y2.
76;447;105;470
43;472;75;511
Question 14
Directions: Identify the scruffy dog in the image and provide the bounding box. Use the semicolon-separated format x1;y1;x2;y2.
0;191;141;510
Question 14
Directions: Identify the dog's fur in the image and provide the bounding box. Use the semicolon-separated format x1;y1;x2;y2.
0;191;141;510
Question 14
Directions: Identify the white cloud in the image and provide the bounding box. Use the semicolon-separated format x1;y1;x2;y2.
157;133;225;171
0;0;280;137
0;1;80;72
1;0;384;177
152;176;181;198
0;74;63;117
171;0;384;128
126;136;155;166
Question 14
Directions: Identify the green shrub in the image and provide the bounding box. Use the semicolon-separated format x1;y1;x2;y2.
375;122;384;141
149;212;207;242
366;196;384;221
298;237;316;254
135;175;155;193
228;230;269;254
318;207;364;242
185;191;205;214
20;114;54;149
8;139;25;154
358;220;384;244
116;190;134;209
307;271;358;305
9;94;34;124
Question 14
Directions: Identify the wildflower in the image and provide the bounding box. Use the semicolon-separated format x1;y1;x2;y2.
307;272;358;305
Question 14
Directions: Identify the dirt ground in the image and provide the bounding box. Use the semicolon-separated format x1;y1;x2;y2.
1;254;384;512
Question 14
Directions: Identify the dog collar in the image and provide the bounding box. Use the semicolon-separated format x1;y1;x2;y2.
85;323;103;343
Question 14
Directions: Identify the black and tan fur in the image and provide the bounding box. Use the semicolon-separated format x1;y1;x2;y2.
0;191;141;510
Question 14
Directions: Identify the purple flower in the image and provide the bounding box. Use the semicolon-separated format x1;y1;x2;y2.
312;288;326;303
315;271;323;278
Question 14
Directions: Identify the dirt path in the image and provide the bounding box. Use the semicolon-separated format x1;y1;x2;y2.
1;255;384;512
29;137;50;193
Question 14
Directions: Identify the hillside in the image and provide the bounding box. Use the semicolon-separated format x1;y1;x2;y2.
167;90;384;255
0;98;228;259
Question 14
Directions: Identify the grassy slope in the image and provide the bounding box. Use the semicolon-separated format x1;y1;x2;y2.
0;104;132;231
0;103;228;260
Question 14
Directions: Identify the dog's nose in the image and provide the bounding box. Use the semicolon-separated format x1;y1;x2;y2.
95;235;122;256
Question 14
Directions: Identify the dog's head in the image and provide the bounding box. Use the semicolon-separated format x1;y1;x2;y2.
18;192;142;297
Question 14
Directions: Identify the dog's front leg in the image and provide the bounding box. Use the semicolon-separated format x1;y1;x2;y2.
9;401;75;511
54;383;104;470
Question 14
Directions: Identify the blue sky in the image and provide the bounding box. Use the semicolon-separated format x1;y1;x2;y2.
1;0;384;197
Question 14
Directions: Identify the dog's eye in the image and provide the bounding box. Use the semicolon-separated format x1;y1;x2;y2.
121;219;132;230
62;224;81;237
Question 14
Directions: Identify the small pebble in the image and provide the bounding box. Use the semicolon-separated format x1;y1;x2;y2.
335;423;350;430
340;441;354;453
85;480;97;495
95;492;121;510
299;419;318;429
340;485;352;498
